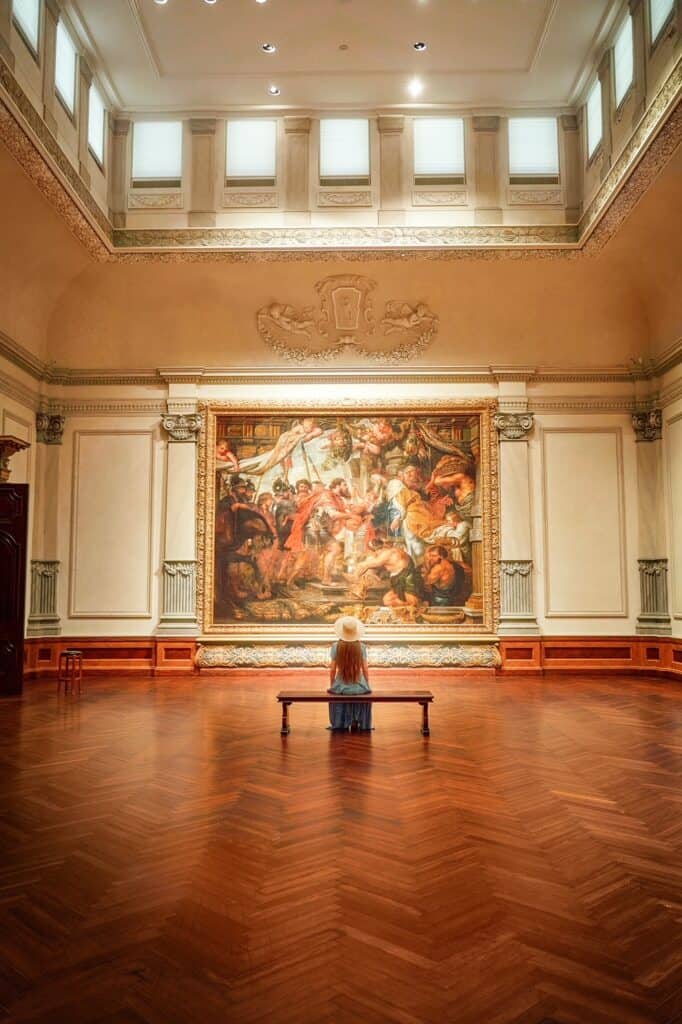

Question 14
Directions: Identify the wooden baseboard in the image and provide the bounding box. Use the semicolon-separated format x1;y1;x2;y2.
23;637;199;679
499;636;682;679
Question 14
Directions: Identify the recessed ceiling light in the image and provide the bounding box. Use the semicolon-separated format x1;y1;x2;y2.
408;76;424;98
153;0;168;5
203;0;219;5
413;41;427;51
256;0;268;4
268;84;280;95
261;42;277;53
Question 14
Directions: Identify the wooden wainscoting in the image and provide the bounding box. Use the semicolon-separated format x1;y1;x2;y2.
23;637;199;679
499;636;682;679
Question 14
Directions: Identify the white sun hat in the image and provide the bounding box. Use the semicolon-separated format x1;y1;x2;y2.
334;615;365;643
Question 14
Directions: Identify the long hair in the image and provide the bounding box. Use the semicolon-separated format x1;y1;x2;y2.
335;640;363;684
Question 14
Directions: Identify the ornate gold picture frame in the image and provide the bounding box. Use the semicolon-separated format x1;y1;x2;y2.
197;400;499;646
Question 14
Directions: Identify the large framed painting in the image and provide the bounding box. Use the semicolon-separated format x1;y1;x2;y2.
197;402;499;642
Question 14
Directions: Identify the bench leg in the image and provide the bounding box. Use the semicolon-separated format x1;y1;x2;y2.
420;702;430;737
280;702;291;736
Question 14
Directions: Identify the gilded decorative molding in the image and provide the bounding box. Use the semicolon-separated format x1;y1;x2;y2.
195;643;502;669
317;191;373;207
222;191;278;208
412;190;468;206
494;412;534;441
128;192;184;210
162;413;202;442
195;399;500;639
256;274;439;363
632;409;662;442
508;188;563;206
36;412;65;445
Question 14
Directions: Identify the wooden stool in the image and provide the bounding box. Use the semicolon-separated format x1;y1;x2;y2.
57;650;83;695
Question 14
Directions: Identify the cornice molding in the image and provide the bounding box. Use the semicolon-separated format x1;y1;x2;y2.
1;54;680;262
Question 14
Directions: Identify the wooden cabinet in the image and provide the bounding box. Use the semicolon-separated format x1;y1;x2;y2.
0;484;29;696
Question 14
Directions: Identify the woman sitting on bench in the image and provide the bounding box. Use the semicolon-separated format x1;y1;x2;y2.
327;616;373;732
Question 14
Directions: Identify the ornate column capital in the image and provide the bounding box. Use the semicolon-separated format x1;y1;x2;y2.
377;115;405;134
284;116;311;134
494;412;534;441
162;413;202;443
36;413;65;445
632;409;662;442
560;113;578;132
112;117;131;137
189;118;217;135
0;436;30;482
78;56;93;87
472;116;500;133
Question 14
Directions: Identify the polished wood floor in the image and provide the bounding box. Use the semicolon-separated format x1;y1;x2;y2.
1;671;682;1024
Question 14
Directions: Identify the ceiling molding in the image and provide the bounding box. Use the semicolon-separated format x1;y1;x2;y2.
125;0;163;80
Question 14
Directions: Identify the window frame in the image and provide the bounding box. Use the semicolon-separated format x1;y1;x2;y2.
225;118;278;188
87;81;106;170
318;117;371;187
412;116;466;186
585;78;603;165
131;120;184;189
649;0;676;49
11;0;41;61
613;12;635;114
54;17;78;121
507;116;560;185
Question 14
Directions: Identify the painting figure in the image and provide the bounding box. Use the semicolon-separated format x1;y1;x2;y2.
211;412;483;626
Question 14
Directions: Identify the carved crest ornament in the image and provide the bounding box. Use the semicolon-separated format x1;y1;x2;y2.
256;275;439;363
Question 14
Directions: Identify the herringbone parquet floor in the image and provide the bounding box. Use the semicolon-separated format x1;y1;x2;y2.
1;671;682;1024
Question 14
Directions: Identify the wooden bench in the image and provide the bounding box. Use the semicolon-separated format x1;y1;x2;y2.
276;691;434;736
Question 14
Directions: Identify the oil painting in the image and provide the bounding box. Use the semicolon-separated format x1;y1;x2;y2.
199;405;498;635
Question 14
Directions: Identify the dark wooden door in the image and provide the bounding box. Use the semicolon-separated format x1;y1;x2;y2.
0;484;29;697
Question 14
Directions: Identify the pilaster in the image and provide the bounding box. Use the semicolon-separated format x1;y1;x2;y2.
41;0;60;136
472;116;502;225
77;55;93;187
108;118;130;228
0;0;14;70
29;409;64;636
283;116;311;216
377;115;405;224
560;114;581;221
494;410;540;635
629;0;648;126
189;118;217;228
632;409;670;634
158;405;200;635
597;50;614;180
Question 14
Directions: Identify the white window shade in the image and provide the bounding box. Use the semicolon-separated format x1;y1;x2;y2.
650;0;675;42
132;122;183;183
614;14;634;108
88;83;106;165
586;79;603;158
414;118;465;178
226;120;277;180
55;20;77;114
319;119;370;180
508;117;559;177
12;0;40;51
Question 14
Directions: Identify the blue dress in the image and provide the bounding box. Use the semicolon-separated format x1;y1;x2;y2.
328;642;372;730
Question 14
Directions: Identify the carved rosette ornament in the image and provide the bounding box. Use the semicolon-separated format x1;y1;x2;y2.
631;409;662;442
162;414;202;443
36;413;65;445
0;435;30;482
256;274;439;363
493;412;534;441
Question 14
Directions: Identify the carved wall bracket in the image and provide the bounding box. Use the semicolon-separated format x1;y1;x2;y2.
632;409;662;442
494;412;534;441
0;435;30;481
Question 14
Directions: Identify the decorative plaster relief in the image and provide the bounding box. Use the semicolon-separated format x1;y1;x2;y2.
632;409;663;442
412;190;468;206
128;192;184;210
507;188;563;206
317;191;373;207
195;643;502;669
222;191;278;208
256;274;438;363
36;412;65;444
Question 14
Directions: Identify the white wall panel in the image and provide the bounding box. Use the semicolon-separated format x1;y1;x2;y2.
666;413;682;620
542;428;627;617
69;431;154;617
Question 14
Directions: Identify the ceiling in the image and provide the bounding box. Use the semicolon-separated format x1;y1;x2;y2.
65;0;616;113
